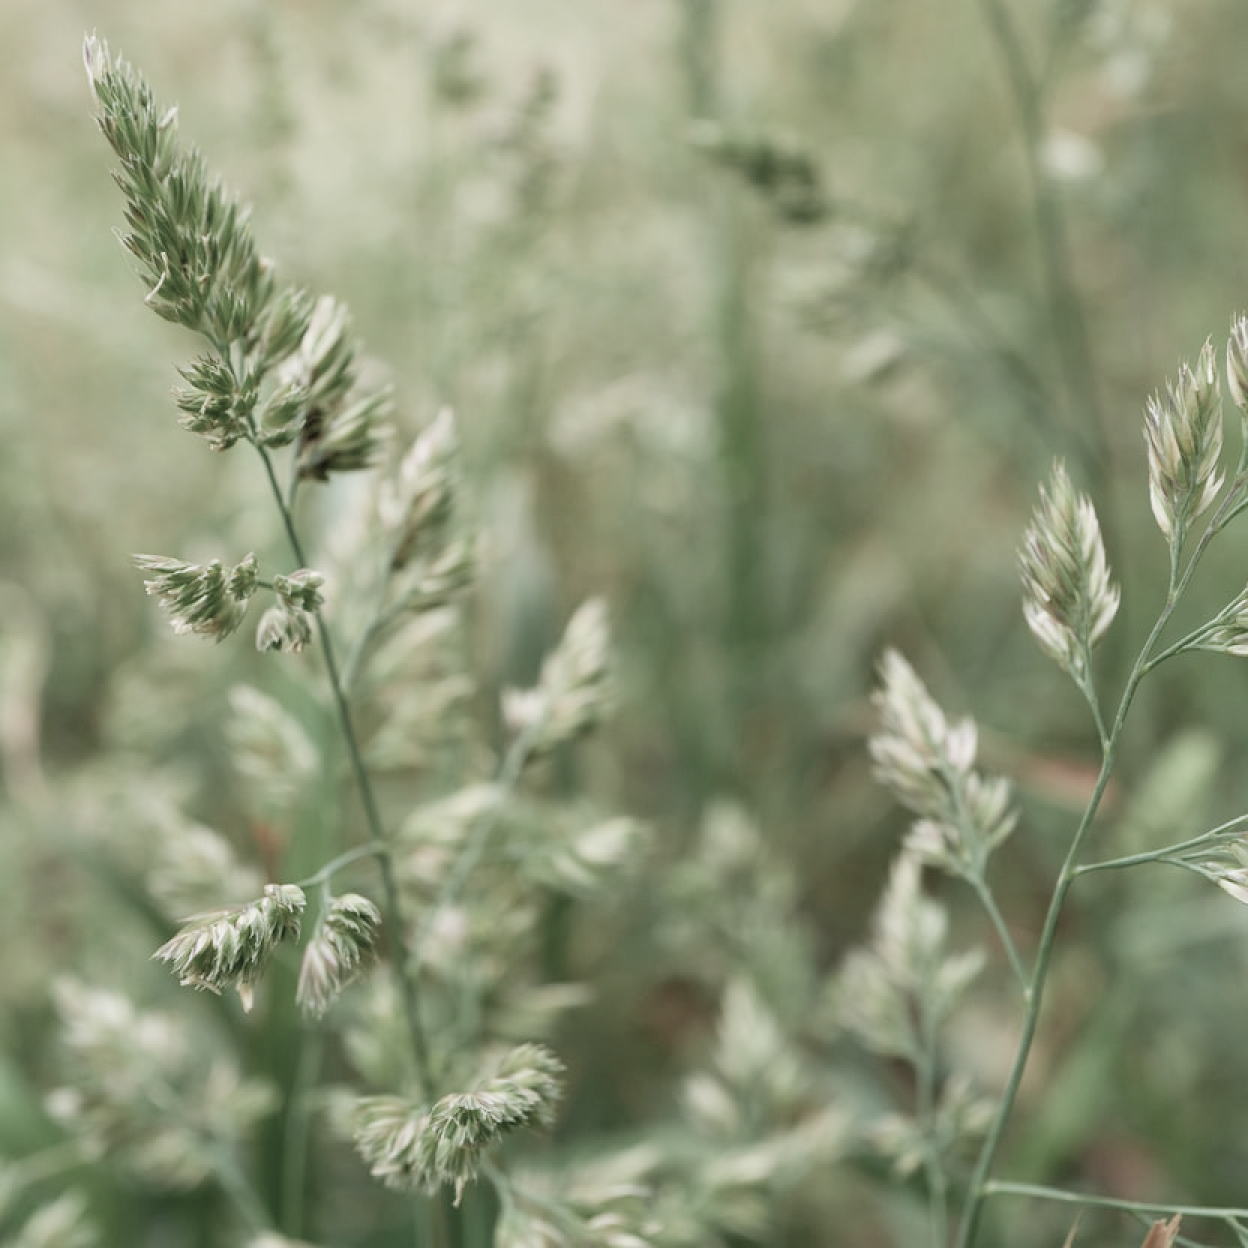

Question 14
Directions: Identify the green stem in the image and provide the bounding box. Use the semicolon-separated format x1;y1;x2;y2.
251;439;436;1104
1076;817;1248;877
280;1023;323;1236
953;719;1123;1246
957;479;1248;1246
211;1144;274;1233
983;1179;1248;1224
679;0;720;119
295;841;389;889
936;757;1029;996
1211;482;1248;534
484;1160;583;1236
141;1062;274;1233
968;874;1029;994
1074;669;1109;753
975;0;1109;488
956;593;1184;1245
1141;628;1209;673
916;1017;949;1248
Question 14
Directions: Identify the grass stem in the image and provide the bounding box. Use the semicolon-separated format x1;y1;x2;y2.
955;486;1247;1246
279;1023;322;1237
251;439;437;1105
984;1179;1248;1224
975;0;1110;492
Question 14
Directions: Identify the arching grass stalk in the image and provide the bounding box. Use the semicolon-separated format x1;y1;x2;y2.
250;434;457;1248
250;433;437;1104
861;338;1244;1244
957;369;1248;1246
83;38;623;1248
954;629;1153;1248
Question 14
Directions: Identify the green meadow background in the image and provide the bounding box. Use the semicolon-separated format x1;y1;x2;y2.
7;0;1248;1244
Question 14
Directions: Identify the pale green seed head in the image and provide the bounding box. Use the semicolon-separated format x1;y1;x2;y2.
1142;340;1224;545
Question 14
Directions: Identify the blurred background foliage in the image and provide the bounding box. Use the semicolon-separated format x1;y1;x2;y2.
7;0;1248;1244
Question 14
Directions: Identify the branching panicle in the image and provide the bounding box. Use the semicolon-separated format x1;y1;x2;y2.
273;569;325;614
174;352;255;450
255;604;312;653
154;883;306;1010
690;122;826;224
250;569;325;653
352;1044;565;1199
135;552;258;641
834;850;989;1191
868;1074;993;1180
87;37;390;477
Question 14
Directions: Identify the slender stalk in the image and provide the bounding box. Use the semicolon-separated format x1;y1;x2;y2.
211;1145;274;1234
955;582;1185;1245
252;441;460;1248
820;191;1065;466
916;1014;949;1248
1142;629;1217;673
142;1062;275;1233
280;1023;323;1236
975;0;1110;490
957;478;1248;1246
954;712;1123;1245
296;841;389;889
968;874;1029;995
1076;673;1109;754
251;439;436;1103
1076;816;1248;877
984;1179;1248;1223
937;757;1029;995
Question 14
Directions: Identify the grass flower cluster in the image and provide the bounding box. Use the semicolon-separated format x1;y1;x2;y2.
15;10;1248;1248
40;35;651;1248
853;324;1248;1248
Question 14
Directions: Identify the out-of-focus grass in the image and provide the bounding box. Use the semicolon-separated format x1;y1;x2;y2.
8;1;1248;1244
